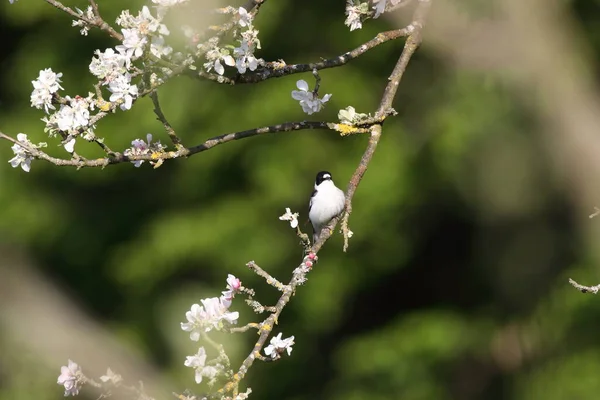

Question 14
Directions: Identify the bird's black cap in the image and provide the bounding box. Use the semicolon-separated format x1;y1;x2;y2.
315;171;333;185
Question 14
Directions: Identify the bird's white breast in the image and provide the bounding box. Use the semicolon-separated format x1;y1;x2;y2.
309;180;345;230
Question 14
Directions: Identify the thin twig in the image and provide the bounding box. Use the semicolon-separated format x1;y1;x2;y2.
569;278;600;294
150;92;183;147
229;323;261;333
45;0;122;40
245;300;278;314
246;261;286;291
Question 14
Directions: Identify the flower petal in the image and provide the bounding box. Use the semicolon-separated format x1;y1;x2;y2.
296;79;309;92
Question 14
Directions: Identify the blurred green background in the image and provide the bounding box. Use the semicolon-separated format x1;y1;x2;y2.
2;1;600;399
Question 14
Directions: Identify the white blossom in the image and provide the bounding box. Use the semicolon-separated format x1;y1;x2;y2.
55;96;90;135
89;48;128;81
9;133;34;172
72;6;94;35
115;7;171;63
238;7;252;27
99;368;122;385
222;274;242;304
181;297;239;339
137;6;170;36
345;5;363;31
226;274;242;293
279;207;299;229
108;73;138;110
152;0;188;6
116;7;168;35
63;137;76;153
264;333;295;359
41;93;95;141
338;106;369;125
233;40;259;74
339;106;357;124
30;87;54;114
57;360;82;397
373;0;387;18
33;68;63;93
291;80;332;115
150;35;173;58
116;28;147;61
123;133;165;167
30;68;63;113
184;347;219;384
240;28;261;51
204;46;235;75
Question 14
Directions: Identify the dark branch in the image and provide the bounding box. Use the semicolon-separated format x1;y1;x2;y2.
235;27;416;84
150;91;183;147
0;121;341;169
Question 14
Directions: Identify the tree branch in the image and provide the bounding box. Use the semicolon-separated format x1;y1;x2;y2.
150;91;183;148
217;1;432;396
45;0;123;41
314;0;431;253
0;121;347;169
234;27;417;84
569;278;600;294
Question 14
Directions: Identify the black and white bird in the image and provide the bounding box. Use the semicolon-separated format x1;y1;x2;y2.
309;171;346;244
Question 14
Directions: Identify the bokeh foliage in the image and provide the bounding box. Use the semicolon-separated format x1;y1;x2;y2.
1;1;600;399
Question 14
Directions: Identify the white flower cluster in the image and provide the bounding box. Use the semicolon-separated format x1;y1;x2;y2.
345;0;405;31
24;5;177;163
30;68;63;113
181;274;242;340
291;80;332;115
201;7;263;76
71;6;95;36
338;106;370;125
203;43;236;76
9;0;342;174
123;133;166;167
40;95;95;153
264;332;295;359
345;1;369;31
184;347;220;384
9;133;46;172
99;368;122;385
115;7;171;60
57;363;124;396
181;275;243;384
90;6;171;112
279;207;299;229
57;360;82;397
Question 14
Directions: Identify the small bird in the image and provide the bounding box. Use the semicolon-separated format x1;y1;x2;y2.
309;171;346;244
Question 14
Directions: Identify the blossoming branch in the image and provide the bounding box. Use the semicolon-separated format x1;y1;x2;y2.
3;0;431;398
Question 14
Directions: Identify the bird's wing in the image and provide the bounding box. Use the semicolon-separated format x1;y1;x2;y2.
308;189;317;212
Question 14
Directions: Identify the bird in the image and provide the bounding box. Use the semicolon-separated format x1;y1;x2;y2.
309;171;346;244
